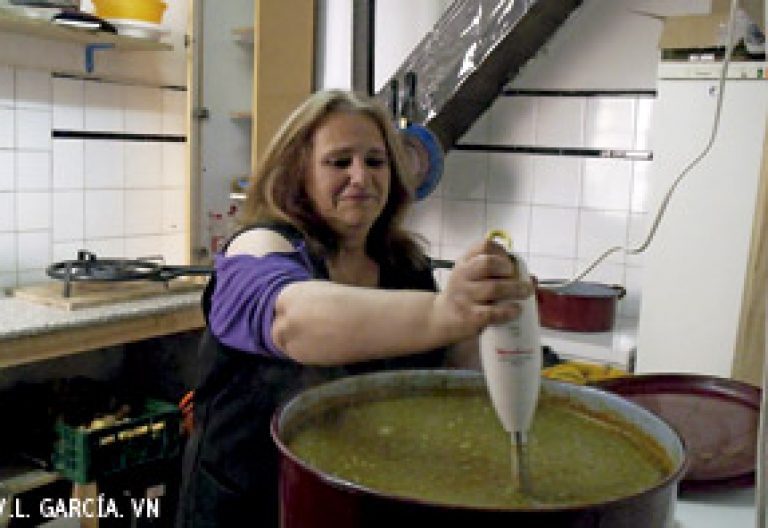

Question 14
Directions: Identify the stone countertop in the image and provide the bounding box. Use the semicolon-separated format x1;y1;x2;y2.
540;316;638;368
0;291;203;341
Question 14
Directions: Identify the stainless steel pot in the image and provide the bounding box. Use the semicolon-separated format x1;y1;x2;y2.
272;369;688;528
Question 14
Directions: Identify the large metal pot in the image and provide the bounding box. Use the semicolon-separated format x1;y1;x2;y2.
272;369;688;528
535;280;626;332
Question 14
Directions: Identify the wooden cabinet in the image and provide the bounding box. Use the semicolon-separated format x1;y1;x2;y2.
251;0;315;169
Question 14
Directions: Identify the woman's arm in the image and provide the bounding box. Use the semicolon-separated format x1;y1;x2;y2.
271;239;531;366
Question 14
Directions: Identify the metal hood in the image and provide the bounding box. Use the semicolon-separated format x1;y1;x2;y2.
377;0;582;151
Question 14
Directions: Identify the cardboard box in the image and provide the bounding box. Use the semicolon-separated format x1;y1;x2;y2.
658;0;764;51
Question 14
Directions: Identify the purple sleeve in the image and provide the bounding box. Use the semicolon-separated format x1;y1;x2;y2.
208;252;312;357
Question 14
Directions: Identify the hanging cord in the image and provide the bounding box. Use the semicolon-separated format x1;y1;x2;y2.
758;292;767;528
550;0;741;288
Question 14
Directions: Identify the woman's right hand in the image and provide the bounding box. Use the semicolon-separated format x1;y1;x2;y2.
434;239;533;340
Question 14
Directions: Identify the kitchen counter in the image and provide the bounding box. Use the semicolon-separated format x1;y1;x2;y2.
541;316;637;368
0;291;204;369
676;487;756;527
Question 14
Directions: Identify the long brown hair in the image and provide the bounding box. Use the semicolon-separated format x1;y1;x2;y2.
239;89;427;269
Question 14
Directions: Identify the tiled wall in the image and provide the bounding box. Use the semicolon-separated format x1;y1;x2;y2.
405;93;654;318
0;65;188;291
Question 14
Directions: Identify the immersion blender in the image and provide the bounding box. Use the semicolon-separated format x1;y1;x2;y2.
479;230;542;494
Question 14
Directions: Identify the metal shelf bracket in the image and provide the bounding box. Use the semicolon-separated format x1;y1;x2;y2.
84;43;115;73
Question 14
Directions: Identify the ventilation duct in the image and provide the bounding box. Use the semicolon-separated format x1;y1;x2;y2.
377;0;582;151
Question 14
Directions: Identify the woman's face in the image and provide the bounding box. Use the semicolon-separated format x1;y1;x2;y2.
305;111;391;240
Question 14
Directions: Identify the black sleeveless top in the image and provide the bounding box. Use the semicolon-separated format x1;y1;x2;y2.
177;223;446;527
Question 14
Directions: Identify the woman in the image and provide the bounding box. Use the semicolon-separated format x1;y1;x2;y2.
177;90;531;527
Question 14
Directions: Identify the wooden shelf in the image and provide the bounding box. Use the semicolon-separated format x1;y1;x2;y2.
0;8;173;51
232;26;254;44
230;111;252;120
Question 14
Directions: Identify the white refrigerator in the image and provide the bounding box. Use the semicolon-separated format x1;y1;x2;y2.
636;61;768;377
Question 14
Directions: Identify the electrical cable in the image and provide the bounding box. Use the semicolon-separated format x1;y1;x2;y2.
553;0;741;288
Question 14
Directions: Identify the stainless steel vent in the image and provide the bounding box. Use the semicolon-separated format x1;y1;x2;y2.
378;0;582;150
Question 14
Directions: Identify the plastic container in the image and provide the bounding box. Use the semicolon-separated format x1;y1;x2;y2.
91;0;167;24
52;398;181;484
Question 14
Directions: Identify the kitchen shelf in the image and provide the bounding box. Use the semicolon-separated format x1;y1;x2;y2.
232;26;254;44
0;8;172;51
230;111;252;120
230;192;246;201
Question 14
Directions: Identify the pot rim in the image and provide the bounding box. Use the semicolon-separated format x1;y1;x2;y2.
536;280;626;299
271;369;690;513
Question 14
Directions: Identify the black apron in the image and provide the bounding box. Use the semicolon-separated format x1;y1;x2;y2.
177;224;446;527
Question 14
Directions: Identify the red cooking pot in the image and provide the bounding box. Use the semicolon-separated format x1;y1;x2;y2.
534;279;626;332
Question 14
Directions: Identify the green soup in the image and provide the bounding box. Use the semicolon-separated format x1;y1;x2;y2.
286;390;673;508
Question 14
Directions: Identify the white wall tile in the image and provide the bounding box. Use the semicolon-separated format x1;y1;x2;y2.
162;189;186;233
52;78;85;130
53;140;84;189
162;143;186;187
621;265;644;317
125;190;163;235
535;97;584;147
0;272;17;291
125;235;166;260
441;199;485;248
489;96;536;145
82;238;125;258
577;210;628;264
0;193;14;231
433;268;449;291
460;109;491;143
124;86;163;134
532;156;581;207
574;259;624;285
125;142;162;188
486;203;530;253
84;81;123;132
17;231;51;269
404;196;441;250
16;109;51;150
17;192;51;231
635;98;655;151
582;158;632;211
53;241;85;262
162;233;187;264
0;66;13;107
631;160;651;213
626;213;648;267
529;206;578;258
439;244;469;263
585;98;636;149
0;232;15;271
487;154;533;203
15;69;50;111
527;255;574;281
0;108;14;148
0;150;14;191
17;268;48;287
441;152;487;200
17;151;50;190
52;191;84;242
85;190;124;239
84;141;124;189
162;89;186;135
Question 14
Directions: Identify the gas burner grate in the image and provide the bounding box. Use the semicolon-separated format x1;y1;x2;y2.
47;250;212;297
